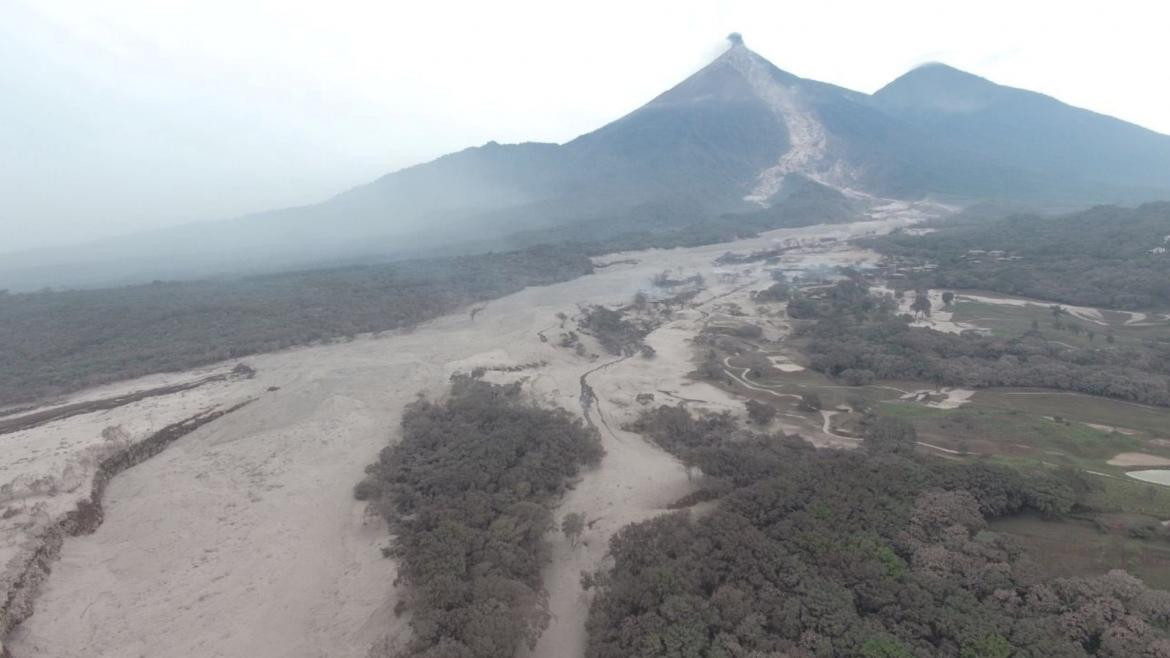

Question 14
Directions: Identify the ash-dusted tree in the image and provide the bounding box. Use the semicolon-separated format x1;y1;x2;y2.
745;399;776;425
863;416;917;454
911;290;932;317
561;512;586;547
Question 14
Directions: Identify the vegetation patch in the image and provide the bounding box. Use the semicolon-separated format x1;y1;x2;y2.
578;305;651;356
588;405;1170;657
356;375;603;657
794;280;1170;407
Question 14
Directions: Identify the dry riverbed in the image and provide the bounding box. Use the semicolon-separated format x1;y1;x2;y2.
2;206;938;657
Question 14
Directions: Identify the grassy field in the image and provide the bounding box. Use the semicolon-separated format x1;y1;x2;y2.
973;390;1170;439
948;293;1170;351
991;514;1170;589
876;401;1166;469
1080;475;1170;518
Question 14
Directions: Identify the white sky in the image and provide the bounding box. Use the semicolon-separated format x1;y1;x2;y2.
2;0;1168;254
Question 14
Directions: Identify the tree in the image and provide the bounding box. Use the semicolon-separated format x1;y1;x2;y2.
861;635;914;658
745;399;776;425
864;416;917;454
562;512;585;546
941;291;955;306
841;368;875;386
697;350;725;381
755;281;790;302
910;291;932;318
960;634;1013;658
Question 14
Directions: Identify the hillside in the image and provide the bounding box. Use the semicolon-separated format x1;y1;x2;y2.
874;64;1170;199
873;202;1170;310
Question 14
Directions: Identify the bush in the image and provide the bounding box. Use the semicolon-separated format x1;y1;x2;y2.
745;399;777;425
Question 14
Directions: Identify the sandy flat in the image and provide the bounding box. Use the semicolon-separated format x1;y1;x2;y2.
1107;453;1170;467
768;355;806;372
1087;423;1140;436
1126;470;1170;486
0;366;264;589
6;206;939;658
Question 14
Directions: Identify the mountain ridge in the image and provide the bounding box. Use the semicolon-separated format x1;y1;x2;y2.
4;38;1170;291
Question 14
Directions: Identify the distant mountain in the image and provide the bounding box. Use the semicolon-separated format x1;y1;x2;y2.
871;63;1170;200
5;37;1170;290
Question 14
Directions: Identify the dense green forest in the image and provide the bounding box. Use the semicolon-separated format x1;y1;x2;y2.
588;405;1170;657
356;376;603;657
790;280;1170;406
871;202;1170;310
0;246;592;407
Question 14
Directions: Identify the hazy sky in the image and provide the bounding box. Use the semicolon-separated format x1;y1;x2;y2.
3;0;1168;254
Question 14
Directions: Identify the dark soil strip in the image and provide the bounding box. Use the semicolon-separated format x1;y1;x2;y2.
0;365;254;437
0;399;254;653
0;407;36;420
593;258;639;269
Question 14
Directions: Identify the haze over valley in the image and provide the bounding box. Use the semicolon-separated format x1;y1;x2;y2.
4;12;1170;658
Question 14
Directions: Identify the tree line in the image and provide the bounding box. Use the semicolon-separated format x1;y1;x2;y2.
869;202;1170;311
0;245;592;407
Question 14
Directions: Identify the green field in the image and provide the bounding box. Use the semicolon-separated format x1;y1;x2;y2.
876;400;1168;469
948;293;1170;351
991;514;1170;589
974;390;1170;439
